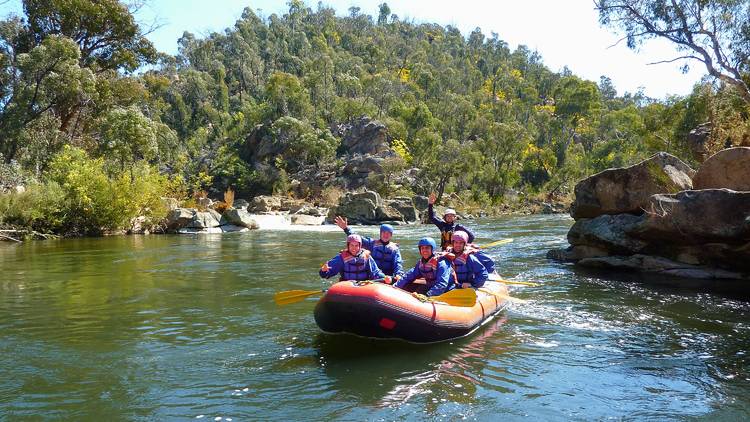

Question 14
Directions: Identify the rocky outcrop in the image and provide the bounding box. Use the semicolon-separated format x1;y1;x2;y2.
166;207;258;233
570;152;695;219
549;150;750;280
248;195;282;213
687;122;711;161
332;116;389;155
329;190;420;224
220;208;259;229
692;147;750;191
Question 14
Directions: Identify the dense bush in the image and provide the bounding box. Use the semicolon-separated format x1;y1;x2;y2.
0;146;184;235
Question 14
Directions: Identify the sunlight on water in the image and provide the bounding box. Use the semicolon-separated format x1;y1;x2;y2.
1;214;749;419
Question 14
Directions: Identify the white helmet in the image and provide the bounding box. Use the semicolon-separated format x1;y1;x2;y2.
444;208;457;217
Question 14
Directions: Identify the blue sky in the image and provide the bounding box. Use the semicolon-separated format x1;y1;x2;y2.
1;0;706;99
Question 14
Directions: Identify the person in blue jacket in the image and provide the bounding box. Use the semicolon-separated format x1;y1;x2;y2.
443;231;488;289
394;237;455;298
334;216;404;282
427;192;476;250
319;234;385;281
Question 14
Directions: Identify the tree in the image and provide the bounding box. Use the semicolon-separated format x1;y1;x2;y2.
98;106;160;175
23;0;157;72
377;3;391;25
596;0;750;104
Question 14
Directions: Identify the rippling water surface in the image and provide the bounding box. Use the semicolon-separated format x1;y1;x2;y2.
1;215;749;420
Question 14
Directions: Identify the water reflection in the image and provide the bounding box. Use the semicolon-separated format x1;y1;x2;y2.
2;215;750;420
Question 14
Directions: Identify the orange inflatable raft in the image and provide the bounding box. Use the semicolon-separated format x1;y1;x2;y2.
314;281;509;343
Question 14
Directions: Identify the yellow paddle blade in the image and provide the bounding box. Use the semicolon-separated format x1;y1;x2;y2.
478;288;527;303
500;279;539;287
430;288;477;307
481;238;514;248
274;289;324;306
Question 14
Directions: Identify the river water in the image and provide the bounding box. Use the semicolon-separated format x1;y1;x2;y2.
1;215;748;420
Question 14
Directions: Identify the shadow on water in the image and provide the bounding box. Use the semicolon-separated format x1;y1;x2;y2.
570;265;750;300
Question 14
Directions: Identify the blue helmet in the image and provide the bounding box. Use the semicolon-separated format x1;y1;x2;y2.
418;237;437;251
380;223;394;234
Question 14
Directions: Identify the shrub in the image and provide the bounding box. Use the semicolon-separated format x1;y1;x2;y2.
0;182;66;233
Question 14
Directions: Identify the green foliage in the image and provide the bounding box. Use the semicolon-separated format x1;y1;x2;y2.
38;145;180;235
3;0;750;238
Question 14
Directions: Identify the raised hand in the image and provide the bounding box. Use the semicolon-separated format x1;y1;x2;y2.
428;192;436;205
334;215;348;230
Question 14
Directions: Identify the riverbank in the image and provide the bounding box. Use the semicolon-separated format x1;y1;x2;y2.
0;191;570;241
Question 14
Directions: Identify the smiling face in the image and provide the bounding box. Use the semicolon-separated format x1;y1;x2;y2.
419;245;433;259
380;230;392;243
452;239;465;254
347;241;362;255
444;214;456;224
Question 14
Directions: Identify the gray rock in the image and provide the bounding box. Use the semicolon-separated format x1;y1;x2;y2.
249;195;282;212
546;245;610;261
570;152;695;219
189;211;221;229
634;189;750;243
375;204;404;221
687;122;711;162
233;199;250;210
692;147;750;191
167;208;195;230
577;254;745;279
412;195;429;212
291;214;325;225
221;208;259;229
333;116;389;155
568;214;648;254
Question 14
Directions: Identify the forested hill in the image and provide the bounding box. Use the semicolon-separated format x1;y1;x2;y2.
1;0;747;235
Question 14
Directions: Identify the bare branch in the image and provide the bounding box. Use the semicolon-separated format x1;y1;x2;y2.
646;55;704;65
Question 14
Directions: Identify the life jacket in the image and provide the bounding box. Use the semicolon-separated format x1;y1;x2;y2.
442;246;494;285
414;254;457;288
440;229;454;250
444;246;496;275
371;240;399;276
339;249;372;281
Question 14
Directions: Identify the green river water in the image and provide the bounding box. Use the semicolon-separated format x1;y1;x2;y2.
1;214;749;420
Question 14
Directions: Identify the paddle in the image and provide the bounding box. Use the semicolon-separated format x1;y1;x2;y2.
487;273;539;287
275;278;389;306
274;289;326;306
478;288;527;303
480;238;514;248
274;280;477;307
426;288;477;307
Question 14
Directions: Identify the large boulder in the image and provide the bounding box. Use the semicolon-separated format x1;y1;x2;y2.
248;195;282;213
567;214;648;254
332;190;383;224
692;147;750;191
166;208;195;230
221;208;259;229
291;214;325;225
570;152;695;219
632;189;750;244
386;197;419;223
188;211;220;229
333;116;389;155
375;204;404;221
341;154;385;189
